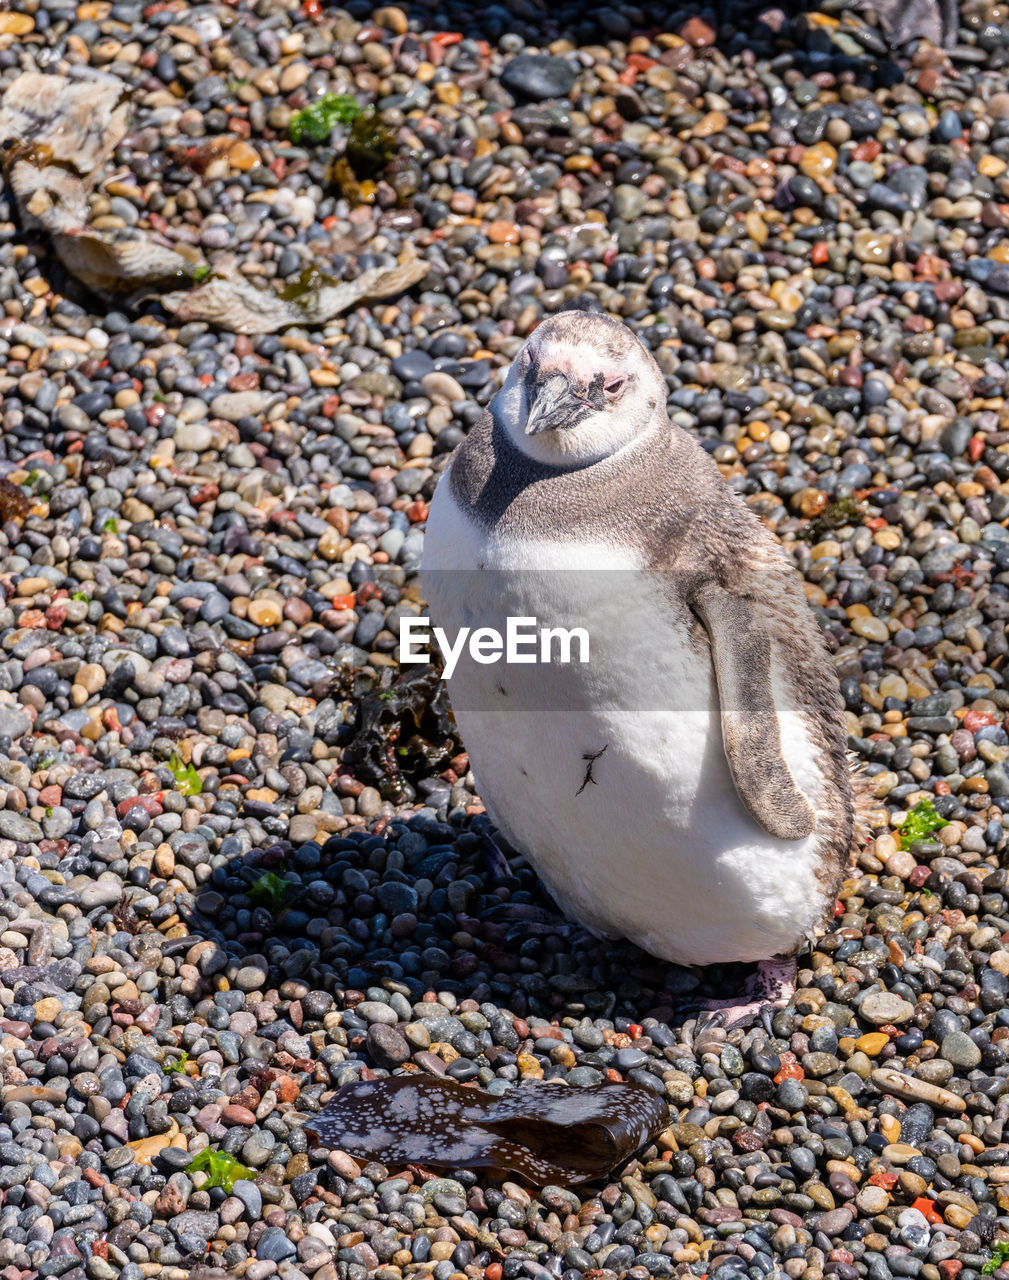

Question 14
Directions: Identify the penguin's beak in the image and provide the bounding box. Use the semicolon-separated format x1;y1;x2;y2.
525;372;581;435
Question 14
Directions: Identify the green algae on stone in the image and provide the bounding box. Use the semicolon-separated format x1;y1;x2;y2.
167;751;202;796
289;93;363;144
185;1149;255;1193
898;798;949;849
287;93;398;202
802;495;865;543
983;1242;1009;1275
279;266;343;305
345;110;397;180
248;871;290;911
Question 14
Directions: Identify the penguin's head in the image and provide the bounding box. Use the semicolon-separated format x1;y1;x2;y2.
494;312;665;466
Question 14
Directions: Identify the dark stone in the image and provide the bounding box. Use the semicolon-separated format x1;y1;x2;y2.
500;54;577;102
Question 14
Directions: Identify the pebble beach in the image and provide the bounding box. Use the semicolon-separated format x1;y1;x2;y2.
1;2;1009;1280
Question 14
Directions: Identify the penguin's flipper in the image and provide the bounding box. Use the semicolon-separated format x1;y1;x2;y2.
693;589;816;842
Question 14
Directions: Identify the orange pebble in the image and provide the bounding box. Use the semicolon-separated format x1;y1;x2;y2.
912;1197;943;1225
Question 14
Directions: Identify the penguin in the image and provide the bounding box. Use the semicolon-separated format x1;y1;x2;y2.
420;311;867;1026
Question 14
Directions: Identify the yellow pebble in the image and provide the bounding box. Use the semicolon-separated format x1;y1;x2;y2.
980;155;1007;178
245;787;278;804
127;1121;181;1165
693;111;728;138
879;674;908;700
247;599;281;627
517;1053;543;1079
800;142;838;178
852;616;889;643
768;429;791;453
882;1142;920;1165
228;141;260;172
745;211;768;245
856;1033;889;1056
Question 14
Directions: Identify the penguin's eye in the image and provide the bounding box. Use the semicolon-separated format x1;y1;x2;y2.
603;377;625;396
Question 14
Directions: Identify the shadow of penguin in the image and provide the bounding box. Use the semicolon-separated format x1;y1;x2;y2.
330;0;960;51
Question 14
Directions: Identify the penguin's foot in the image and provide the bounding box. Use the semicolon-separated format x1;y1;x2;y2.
683;955;797;1032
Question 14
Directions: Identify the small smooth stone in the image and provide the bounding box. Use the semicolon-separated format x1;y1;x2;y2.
856;1185;890;1215
871;1069;966;1112
851;616;890;643
859;992;913;1026
940;1032;981;1069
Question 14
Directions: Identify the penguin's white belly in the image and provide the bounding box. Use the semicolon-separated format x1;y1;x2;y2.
421;488;831;967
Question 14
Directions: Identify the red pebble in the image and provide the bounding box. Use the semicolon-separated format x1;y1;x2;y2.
933;279;963;302
852;139;881;162
680;14;716;45
276;1076;300;1103
116;795;163;819
221;1105;257;1126
912;1197;944;1224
